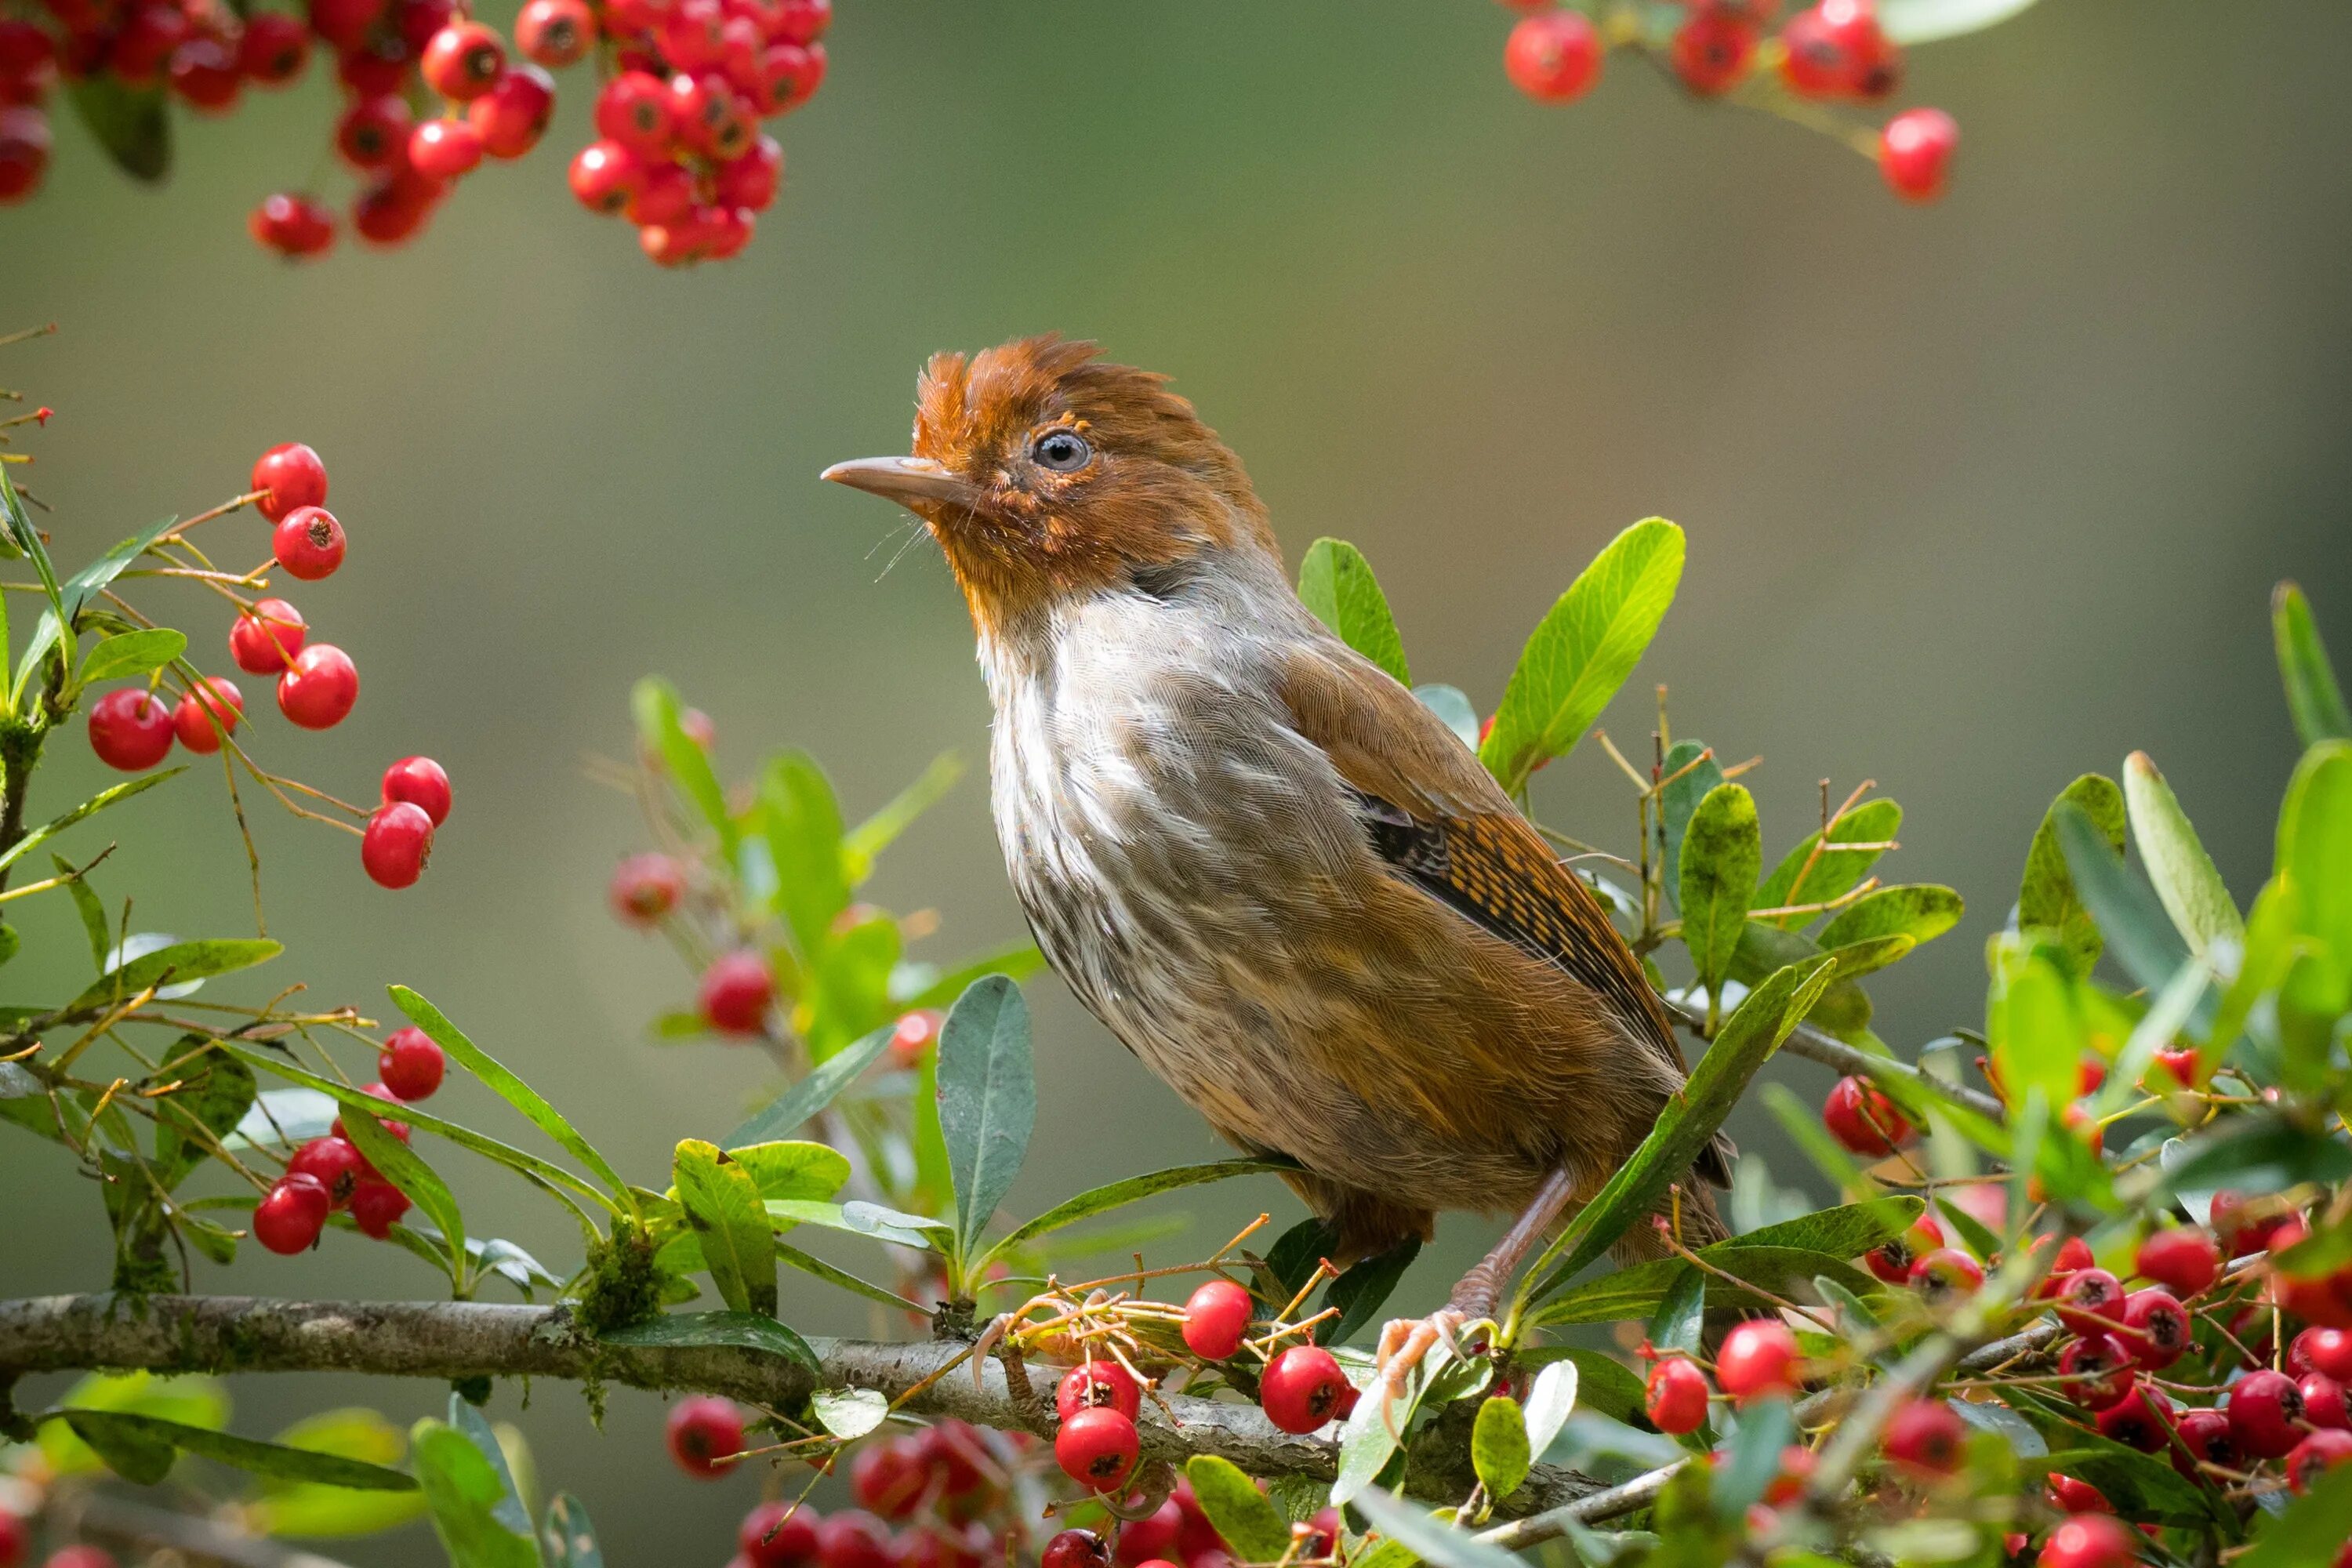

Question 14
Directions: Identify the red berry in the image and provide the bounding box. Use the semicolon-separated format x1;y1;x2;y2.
885;1008;943;1068
87;688;175;771
1501;10;1600;103
2136;1226;2219;1298
1907;1247;1984;1304
308;0;387;49
666;1396;746;1478
2305;1373;2351;1432
1040;1531;1110;1568
168;37;241;110
2093;1384;2172;1452
1643;1355;1710;1435
1057;1360;1142;1421
2171;1405;2240;1480
848;1439;924;1519
2038;1515;2137;1568
2044;1474;2110;1515
1880;107;1958;204
668;69;750;158
1181;1279;1254;1361
1777;0;1895;98
252;441;327;521
2148;1046;2202;1089
628;159;695;226
2054;1269;2125;1336
2118;1289;2190;1370
277;643;358;728
361;801;436;889
0;19;56;76
0;1505;24;1568
1115;1500;1181;1566
230;598;308;673
332;1083;412;1143
2057;1334;2136;1411
1865;1215;1944;1285
272;504;346;580
349;1176;411;1237
1822;1075;1910;1155
379;1025;446;1100
2212;1190;2288;1254
1259;1345;1350;1433
249;193;336;257
408;116;484;179
715;134;782;212
1715;1320;1800;1403
1882;1399;1964;1477
172;676;244;754
2046;1234;2096;1281
352;176;440;247
239;13;309;82
336;36;410;96
813;1512;892;1568
569;140;644;214
466;63;552;158
516;0;591;64
701;949;775;1034
2229;1368;2305;1458
609;853;684;924
739;1501;819;1568
383;755;452;825
1669;12;1755;95
419;20;503;98
287;1135;367;1207
773;0;829;44
253;1172;332;1253
2309;1329;2352;1382
2290;1428;2352;1494
1054;1406;1139;1491
595;70;675;155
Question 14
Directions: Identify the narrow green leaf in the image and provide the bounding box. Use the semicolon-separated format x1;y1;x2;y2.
1723;1195;1925;1261
986;1159;1287;1261
543;1494;604;1568
2245;1462;2352;1568
2278;741;2352;972
250;1408;427;1538
1817;884;1963;953
725;1022;895;1149
1876;0;2039;45
56;853;111;973
1649;1267;1706;1353
1479;518;1683;793
342;1107;466;1279
0;771;180;876
2054;802;2194;993
2210;876;2300;1061
55;1409;416;1490
760;750;848;957
1298;538;1410;686
843;751;962;880
1185;1456;1296;1562
66;76;171;180
633;677;735;851
776;1240;927;1312
673;1139;778;1316
2020;774;2125;977
936;976;1034;1257
2274;582;2352;748
1679;782;1760;995
391;986;630;1203
410;1419;541;1568
1533;1247;1877;1327
1754;799;1903;929
80;628;186;681
802;915;900;1059
597;1310;816;1373
1471;1395;1531;1500
12;511;181;705
62;1409;176;1483
67;937;279;1012
1658;739;1725;912
1352;1493;1526;1568
1987;940;2083;1120
1715;1398;1794;1519
2123;752;2243;957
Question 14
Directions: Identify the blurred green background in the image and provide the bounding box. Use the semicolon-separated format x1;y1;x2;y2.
5;0;2352;1559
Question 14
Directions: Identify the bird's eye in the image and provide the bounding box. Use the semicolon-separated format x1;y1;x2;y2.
1031;430;1091;473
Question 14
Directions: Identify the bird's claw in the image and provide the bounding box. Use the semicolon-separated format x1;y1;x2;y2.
1371;1308;1479;1435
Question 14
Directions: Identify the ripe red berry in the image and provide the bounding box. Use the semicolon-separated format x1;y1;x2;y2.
2211;1190;2288;1254
848;1439;924;1519
1822;1075;1910;1155
2304;1373;2351;1432
249;193;336;257
2136;1226;2220;1298
2046;1234;2096;1281
379;1025;446;1101
239;12;310;82
334;93;412;169
517;0;592;64
230;598;307;673
569;140;644;214
2093;1384;2172;1451
666;1396;746;1478
1866;1215;1944;1285
352;175;442;247
272;505;347;580
2170;1405;2240;1480
172;677;244;754
1669;12;1755;95
1114;1500;1182;1566
309;0;387;48
1907;1247;1984;1304
814;1512;893;1568
2044;1474;2110;1515
609;853;685;924
2148;1047;2202;1089
169;37;241;110
715;134;782;212
383;755;452;825
361;801;436;889
1879;107;1958;204
1778;0;1895;98
2228;1368;2305;1458
252;441;328;521
2053;1269;2125;1336
1259;1345;1350;1434
701;949;775;1034
2118;1289;2190;1370
2307;1329;2352;1382
466;63;552;158
87;688;176;771
0;1504;24;1568
885;1008;943;1068
2290;1428;2352;1494
408;116;484;179
277;643;359;728
253;1171;332;1253
774;0;829;44
1882;1399;1964;1477
2038;1515;2137;1568
1501;11;1600;103
1056;1361;1142;1422
2056;1334;2135;1410
739;1501;819;1568
287;1135;367;1207
1054;1406;1139;1491
1040;1530;1110;1568
1715;1321;1800;1403
1643;1355;1710;1435
595;71;676;156
349;1176;412;1237
419;20;503;98
1181;1279;1254;1361
628;160;695;226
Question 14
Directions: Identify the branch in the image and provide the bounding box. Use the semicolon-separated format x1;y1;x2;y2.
48;1492;358;1568
0;1296;1601;1517
1668;999;2008;1123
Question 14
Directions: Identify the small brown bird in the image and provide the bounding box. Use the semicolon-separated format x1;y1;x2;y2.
826;336;1726;1385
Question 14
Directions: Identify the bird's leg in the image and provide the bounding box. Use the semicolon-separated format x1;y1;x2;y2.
1372;1169;1581;1423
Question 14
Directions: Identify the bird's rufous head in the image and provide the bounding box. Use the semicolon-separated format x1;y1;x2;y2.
823;336;1275;633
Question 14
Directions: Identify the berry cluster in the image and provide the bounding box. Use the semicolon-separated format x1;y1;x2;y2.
252;1028;446;1253
82;440;451;889
1496;0;1960;202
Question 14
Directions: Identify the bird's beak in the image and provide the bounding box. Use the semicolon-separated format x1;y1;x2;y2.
821;456;980;511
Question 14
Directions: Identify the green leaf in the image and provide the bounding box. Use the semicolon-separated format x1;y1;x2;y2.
725;1022;895;1148
38;1374;223;1475
1754;799;1903;929
985;1158;1287;1263
597;1310;817;1373
2123;752;2243;958
811;1386;889;1440
151;1047;256;1190
633;677;734;852
1185;1455;1295;1562
936;975;1034;1258
1680;782;1761;996
1987;941;2083;1120
2054;802;2194;993
1414;684;1479;750
80;628;185;681
1521;1359;1578;1459
410;1417;541;1568
1817;884;1962;953
542;1494;604;1568
249;1408;427;1538
803;914;900;1059
62;1408;176;1483
390;986;630;1203
1534;1246;1877;1327
66;937;279;1013
2211;876;2300;1060
1320;1234;1421;1346
2020;775;2125;977
2274;582;2351;748
2161;1110;2352;1197
341;1105;466;1280
673;1139;778;1316
843;751;962;880
1659;739;1725;912
760;750;848;958
895;941;1048;1013
1649;1266;1706;1353
55;1409;416;1490
724;1141;851;1202
57;852;111;973
776;1239;927;1313
1352;1493;1527;1568
1479;517;1683;793
1724;1195;1925;1261
1714;1398;1794;1520
1517;1348;1638;1426
1523;955;1838;1305
66;76;171;180
2278;741;2352;971
1298;538;1410;686
12;512;181;705
1471;1395;1531;1500
1875;0;2039;45
0;771;180;877
2245;1443;2352;1566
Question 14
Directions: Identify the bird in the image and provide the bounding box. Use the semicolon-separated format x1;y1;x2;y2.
824;335;1727;1392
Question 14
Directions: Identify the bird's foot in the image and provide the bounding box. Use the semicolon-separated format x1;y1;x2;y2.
1370;1305;1491;1433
